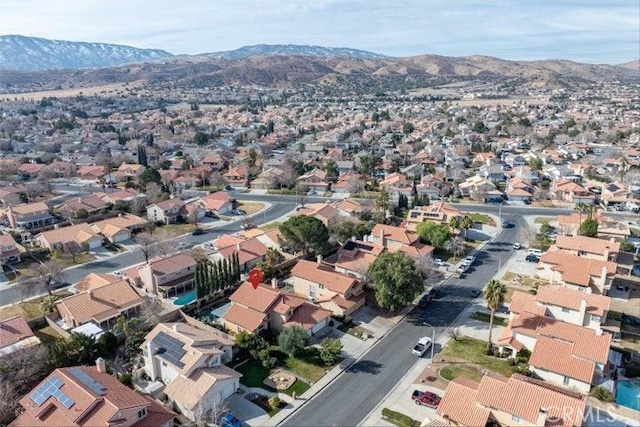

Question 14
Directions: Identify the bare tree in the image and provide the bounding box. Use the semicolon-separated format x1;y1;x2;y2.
139;294;163;324
24;260;66;296
152;229;180;257
445;236;467;258
192;399;229;427
37;167;56;192
414;254;445;285
0;380;19;426
128;195;148;216
135;231;157;264
517;225;538;245
2;192;22;207
145;182;166;204
63;241;85;263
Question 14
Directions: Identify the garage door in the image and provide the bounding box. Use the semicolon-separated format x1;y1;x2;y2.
220;380;237;400
310;318;328;335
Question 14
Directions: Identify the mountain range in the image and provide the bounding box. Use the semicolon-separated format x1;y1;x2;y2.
0;35;637;94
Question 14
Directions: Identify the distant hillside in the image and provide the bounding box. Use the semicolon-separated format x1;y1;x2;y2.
200;44;388;60
618;60;639;70
0;35;172;71
1;51;638;95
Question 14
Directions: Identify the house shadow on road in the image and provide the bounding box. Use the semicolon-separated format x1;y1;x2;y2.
346;359;383;375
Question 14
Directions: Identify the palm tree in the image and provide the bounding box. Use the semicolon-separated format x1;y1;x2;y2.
461;216;473;239
619;157;628;182
484;279;507;349
375;191;390;214
257;248;283;281
449;216;462;235
113;316;136;337
573;202;590;223
40;295;59;314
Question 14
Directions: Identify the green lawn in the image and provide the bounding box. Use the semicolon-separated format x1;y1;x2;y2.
281;379;310;397
269;347;332;384
468;213;491;224
259;222;282;231
469;312;507;327
382;408;421;427
439;337;514;377
534;217;553;224
236;359;270;388
439;364;484;382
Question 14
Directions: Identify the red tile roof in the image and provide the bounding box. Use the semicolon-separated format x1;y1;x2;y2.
290;260;357;294
0;316;35;349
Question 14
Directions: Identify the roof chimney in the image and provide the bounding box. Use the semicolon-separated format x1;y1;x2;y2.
271;277;278;289
379;227;386;247
236;242;241;252
317;254;323;265
95;357;107;373
87;289;93;298
536;408;547;426
172;323;180;333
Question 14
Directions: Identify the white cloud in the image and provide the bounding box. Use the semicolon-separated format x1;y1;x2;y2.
0;0;637;63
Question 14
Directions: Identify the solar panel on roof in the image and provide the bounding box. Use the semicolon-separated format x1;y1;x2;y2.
29;375;75;409
152;331;186;368
68;367;106;395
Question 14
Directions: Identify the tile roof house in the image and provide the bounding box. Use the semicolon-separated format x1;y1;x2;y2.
0;316;40;358
58;195;108;218
536;251;617;294
368;224;434;259
405;201;462;230
117;163;146;178
146;198;186;224
140;323;239;422
508;286;611;332
553;179;595;204
101;188;142;205
458;175;497;199
6;202;55;230
323;239;384;280
202;154;226;170
556;213;631;241
221;282;332;336
331;172;364;194
550;235;619;262
289;259;366;316
90;214;148;243
436;373;587;427
10;362;175;427
250;167;285;190
0;233;21;265
294;204;342;227
212;236;268;272
334;198;373;217
35;223;104;251
56;280;143;330
198;191;234;215
77;165;107;181
223;166;249;187
136;253;197;298
17;162;45;178
498;312;611;394
297;168;330;192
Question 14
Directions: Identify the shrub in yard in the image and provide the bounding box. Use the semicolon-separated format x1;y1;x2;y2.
590;386;615;403
119;372;133;387
278;325;307;356
507;358;516;366
268;396;281;410
513;365;532;376
382;408;419;427
320;338;343;366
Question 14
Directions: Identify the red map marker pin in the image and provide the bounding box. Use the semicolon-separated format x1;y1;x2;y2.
249;269;263;290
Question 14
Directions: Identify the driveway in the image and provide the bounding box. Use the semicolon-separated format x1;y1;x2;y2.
225;393;269;427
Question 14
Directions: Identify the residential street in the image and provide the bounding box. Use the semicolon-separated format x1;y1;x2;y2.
281;215;522;427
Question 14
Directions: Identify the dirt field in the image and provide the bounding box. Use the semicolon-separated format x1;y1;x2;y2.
0;80;146;101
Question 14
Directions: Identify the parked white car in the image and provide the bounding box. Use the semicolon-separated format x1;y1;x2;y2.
412;336;433;357
527;248;544;257
113;270;124;279
513;242;521;250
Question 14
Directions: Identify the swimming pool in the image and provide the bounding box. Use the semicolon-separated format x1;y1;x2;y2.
173;290;196;306
616;379;640;411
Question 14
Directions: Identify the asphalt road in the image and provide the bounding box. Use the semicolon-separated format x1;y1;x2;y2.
0;196;296;306
281;213;524;427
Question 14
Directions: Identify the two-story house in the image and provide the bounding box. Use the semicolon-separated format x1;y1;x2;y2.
136;253;197;298
140;323;240;422
536;251;617;294
367;224;434;259
10;361;174;427
56;280;143;330
146;198;186;224
58;195;108;219
6;202;55;230
551;235;619;262
323;239;384;280
508;286;611;332
223;166;249;187
297;168;330;193
211;236;268;273
202;154;226;170
221;281;332;336
0;233;21;265
436;373;587;427
553;179;595;204
116;163;146;180
289;259;366;316
90;214;148;243
497;311;611;394
198;191;234;215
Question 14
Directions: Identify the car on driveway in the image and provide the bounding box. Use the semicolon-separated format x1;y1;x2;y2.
527;248;544;257
513;242;521;250
525;254;540;263
203;242;216;250
502;220;514;228
411;390;441;408
434;258;446;267
113;270;123;279
463;255;476;266
412;336;432;356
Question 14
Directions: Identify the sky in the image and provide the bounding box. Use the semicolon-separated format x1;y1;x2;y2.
2;0;639;64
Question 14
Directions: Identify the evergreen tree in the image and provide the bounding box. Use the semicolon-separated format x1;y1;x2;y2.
211;261;220;292
223;259;231;288
233;252;241;282
137;144;148;166
216;260;225;289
